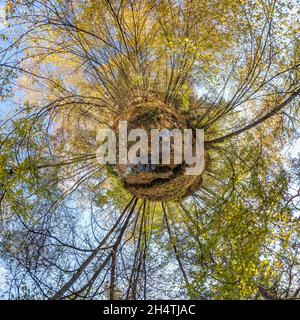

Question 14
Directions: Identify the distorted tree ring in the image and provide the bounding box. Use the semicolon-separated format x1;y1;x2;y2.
110;93;210;201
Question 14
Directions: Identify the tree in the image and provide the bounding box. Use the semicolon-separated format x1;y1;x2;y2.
0;0;299;300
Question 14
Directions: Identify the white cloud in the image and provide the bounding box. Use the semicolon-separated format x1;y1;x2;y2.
0;2;6;30
0;265;6;288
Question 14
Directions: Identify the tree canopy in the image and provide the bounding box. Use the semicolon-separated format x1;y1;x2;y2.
0;0;299;300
